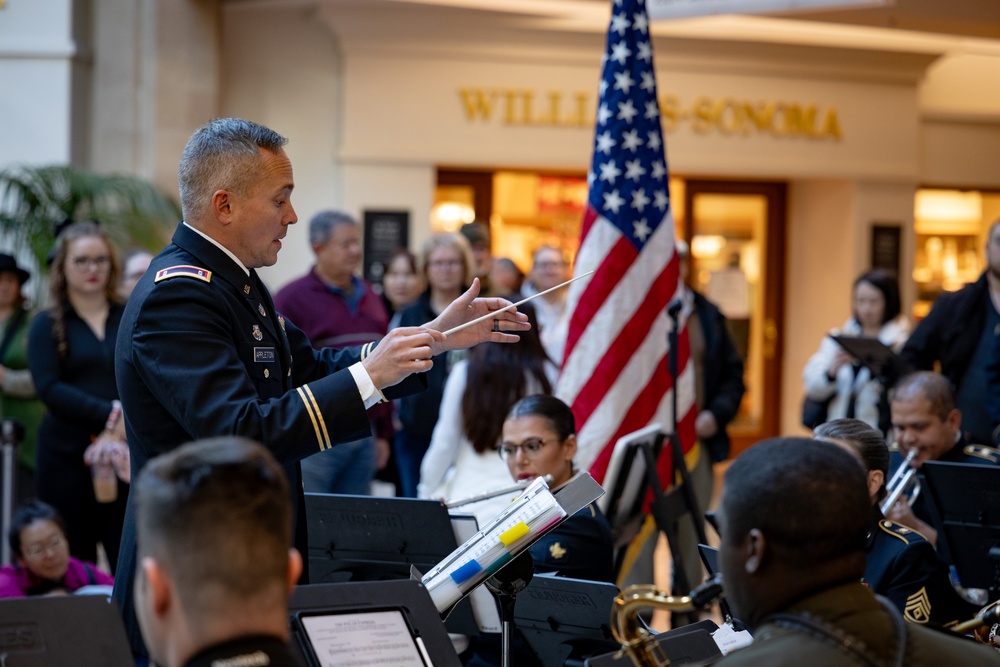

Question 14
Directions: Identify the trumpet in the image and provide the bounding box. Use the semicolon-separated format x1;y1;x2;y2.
611;575;724;667
880;448;921;515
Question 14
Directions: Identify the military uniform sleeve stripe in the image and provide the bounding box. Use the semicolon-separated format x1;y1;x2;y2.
301;384;332;450
296;386;329;451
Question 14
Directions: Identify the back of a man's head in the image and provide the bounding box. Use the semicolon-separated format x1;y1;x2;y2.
722;437;870;572
134;437;293;633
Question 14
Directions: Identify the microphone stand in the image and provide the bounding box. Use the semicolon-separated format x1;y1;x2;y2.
665;298;712;626
484;551;534;667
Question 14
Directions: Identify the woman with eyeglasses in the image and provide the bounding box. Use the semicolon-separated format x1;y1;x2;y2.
465;394;614;667
418;301;556;524
27;222;129;571
0;500;113;598
500;394;614;582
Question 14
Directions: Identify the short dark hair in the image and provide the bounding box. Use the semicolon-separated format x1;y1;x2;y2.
134;437;291;616
853;269;901;325
814;418;890;502
308;210;357;248
506;394;577;441
889;371;955;420
722;437;870;569
178;118;288;222
8;500;65;559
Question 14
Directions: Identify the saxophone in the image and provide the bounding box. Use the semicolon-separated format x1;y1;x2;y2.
611;575;724;667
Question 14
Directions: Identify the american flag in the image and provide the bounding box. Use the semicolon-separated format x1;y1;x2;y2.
557;0;696;486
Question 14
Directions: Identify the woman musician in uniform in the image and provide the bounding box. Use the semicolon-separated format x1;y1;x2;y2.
465;394;614;667
814;418;979;626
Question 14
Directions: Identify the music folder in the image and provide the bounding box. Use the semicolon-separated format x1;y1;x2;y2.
829;335;899;377
418;473;605;618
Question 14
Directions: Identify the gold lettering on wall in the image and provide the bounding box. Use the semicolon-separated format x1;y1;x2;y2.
458;87;842;140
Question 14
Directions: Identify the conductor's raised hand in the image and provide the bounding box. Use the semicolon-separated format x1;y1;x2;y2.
362;327;444;390
425;277;530;353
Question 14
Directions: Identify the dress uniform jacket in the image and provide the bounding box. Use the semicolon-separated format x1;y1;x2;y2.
184;635;303;667
113;223;423;655
718;582;998;666
864;507;979;626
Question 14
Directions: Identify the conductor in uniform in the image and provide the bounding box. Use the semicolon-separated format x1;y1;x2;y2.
113;117;528;658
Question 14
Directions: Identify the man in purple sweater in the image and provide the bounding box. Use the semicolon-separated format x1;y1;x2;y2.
274;210;392;494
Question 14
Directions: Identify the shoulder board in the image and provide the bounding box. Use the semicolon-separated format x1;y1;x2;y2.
963;444;1000;464
154;265;212;284
878;519;917;545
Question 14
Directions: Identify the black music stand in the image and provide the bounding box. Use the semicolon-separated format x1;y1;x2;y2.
289;579;462;667
919;461;1000;596
584;619;722;667
304;493;478;635
513;573;620;667
599;425;708;598
0;594;133;666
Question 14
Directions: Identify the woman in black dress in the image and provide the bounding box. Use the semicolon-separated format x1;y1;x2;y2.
28;222;128;570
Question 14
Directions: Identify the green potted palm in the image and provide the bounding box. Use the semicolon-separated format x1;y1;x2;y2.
0;164;179;303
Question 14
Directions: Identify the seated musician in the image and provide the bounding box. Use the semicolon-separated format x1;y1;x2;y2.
887;372;1000;546
466;394;614;667
814;418;979;626
715;437;997;665
132;437;304;667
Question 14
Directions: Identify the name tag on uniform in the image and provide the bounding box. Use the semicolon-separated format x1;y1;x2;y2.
254;347;276;363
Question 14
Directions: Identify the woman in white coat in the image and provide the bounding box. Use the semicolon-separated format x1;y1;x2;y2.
803;269;909;435
417;302;557;526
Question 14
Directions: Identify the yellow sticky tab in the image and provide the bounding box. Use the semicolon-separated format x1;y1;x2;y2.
499;522;529;547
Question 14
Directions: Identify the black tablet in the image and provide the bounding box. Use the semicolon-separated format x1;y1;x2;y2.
295;607;432;667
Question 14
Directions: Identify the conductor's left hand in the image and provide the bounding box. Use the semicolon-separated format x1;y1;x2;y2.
425;278;530;354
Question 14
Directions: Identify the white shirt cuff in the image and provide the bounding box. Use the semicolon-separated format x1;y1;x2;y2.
349;362;384;410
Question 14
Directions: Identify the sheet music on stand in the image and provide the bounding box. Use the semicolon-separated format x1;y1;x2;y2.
421;473;604;615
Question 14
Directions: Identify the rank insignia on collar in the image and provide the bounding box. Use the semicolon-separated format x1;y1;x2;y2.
244;284;251;295
549;542;567;559
278;315;285;330
252;325;263;341
258;303;267;317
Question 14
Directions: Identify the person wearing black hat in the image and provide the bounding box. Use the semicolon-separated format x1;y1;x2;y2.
0;252;44;503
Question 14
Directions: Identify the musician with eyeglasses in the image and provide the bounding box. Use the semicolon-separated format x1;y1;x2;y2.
0;500;113;598
887;372;1000;548
814;418;979;626
466;394;613;667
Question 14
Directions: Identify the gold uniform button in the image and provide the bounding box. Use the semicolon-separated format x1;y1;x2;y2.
264;368;270;379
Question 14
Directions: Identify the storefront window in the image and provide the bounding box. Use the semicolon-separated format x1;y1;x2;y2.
912;189;1000;318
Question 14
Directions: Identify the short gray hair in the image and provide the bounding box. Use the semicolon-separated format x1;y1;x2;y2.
308;210;357;248
178;118;288;222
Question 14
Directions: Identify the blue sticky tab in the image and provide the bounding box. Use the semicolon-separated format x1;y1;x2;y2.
451;560;483;585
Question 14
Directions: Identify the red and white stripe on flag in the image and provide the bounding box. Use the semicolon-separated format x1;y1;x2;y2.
555;0;696;488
